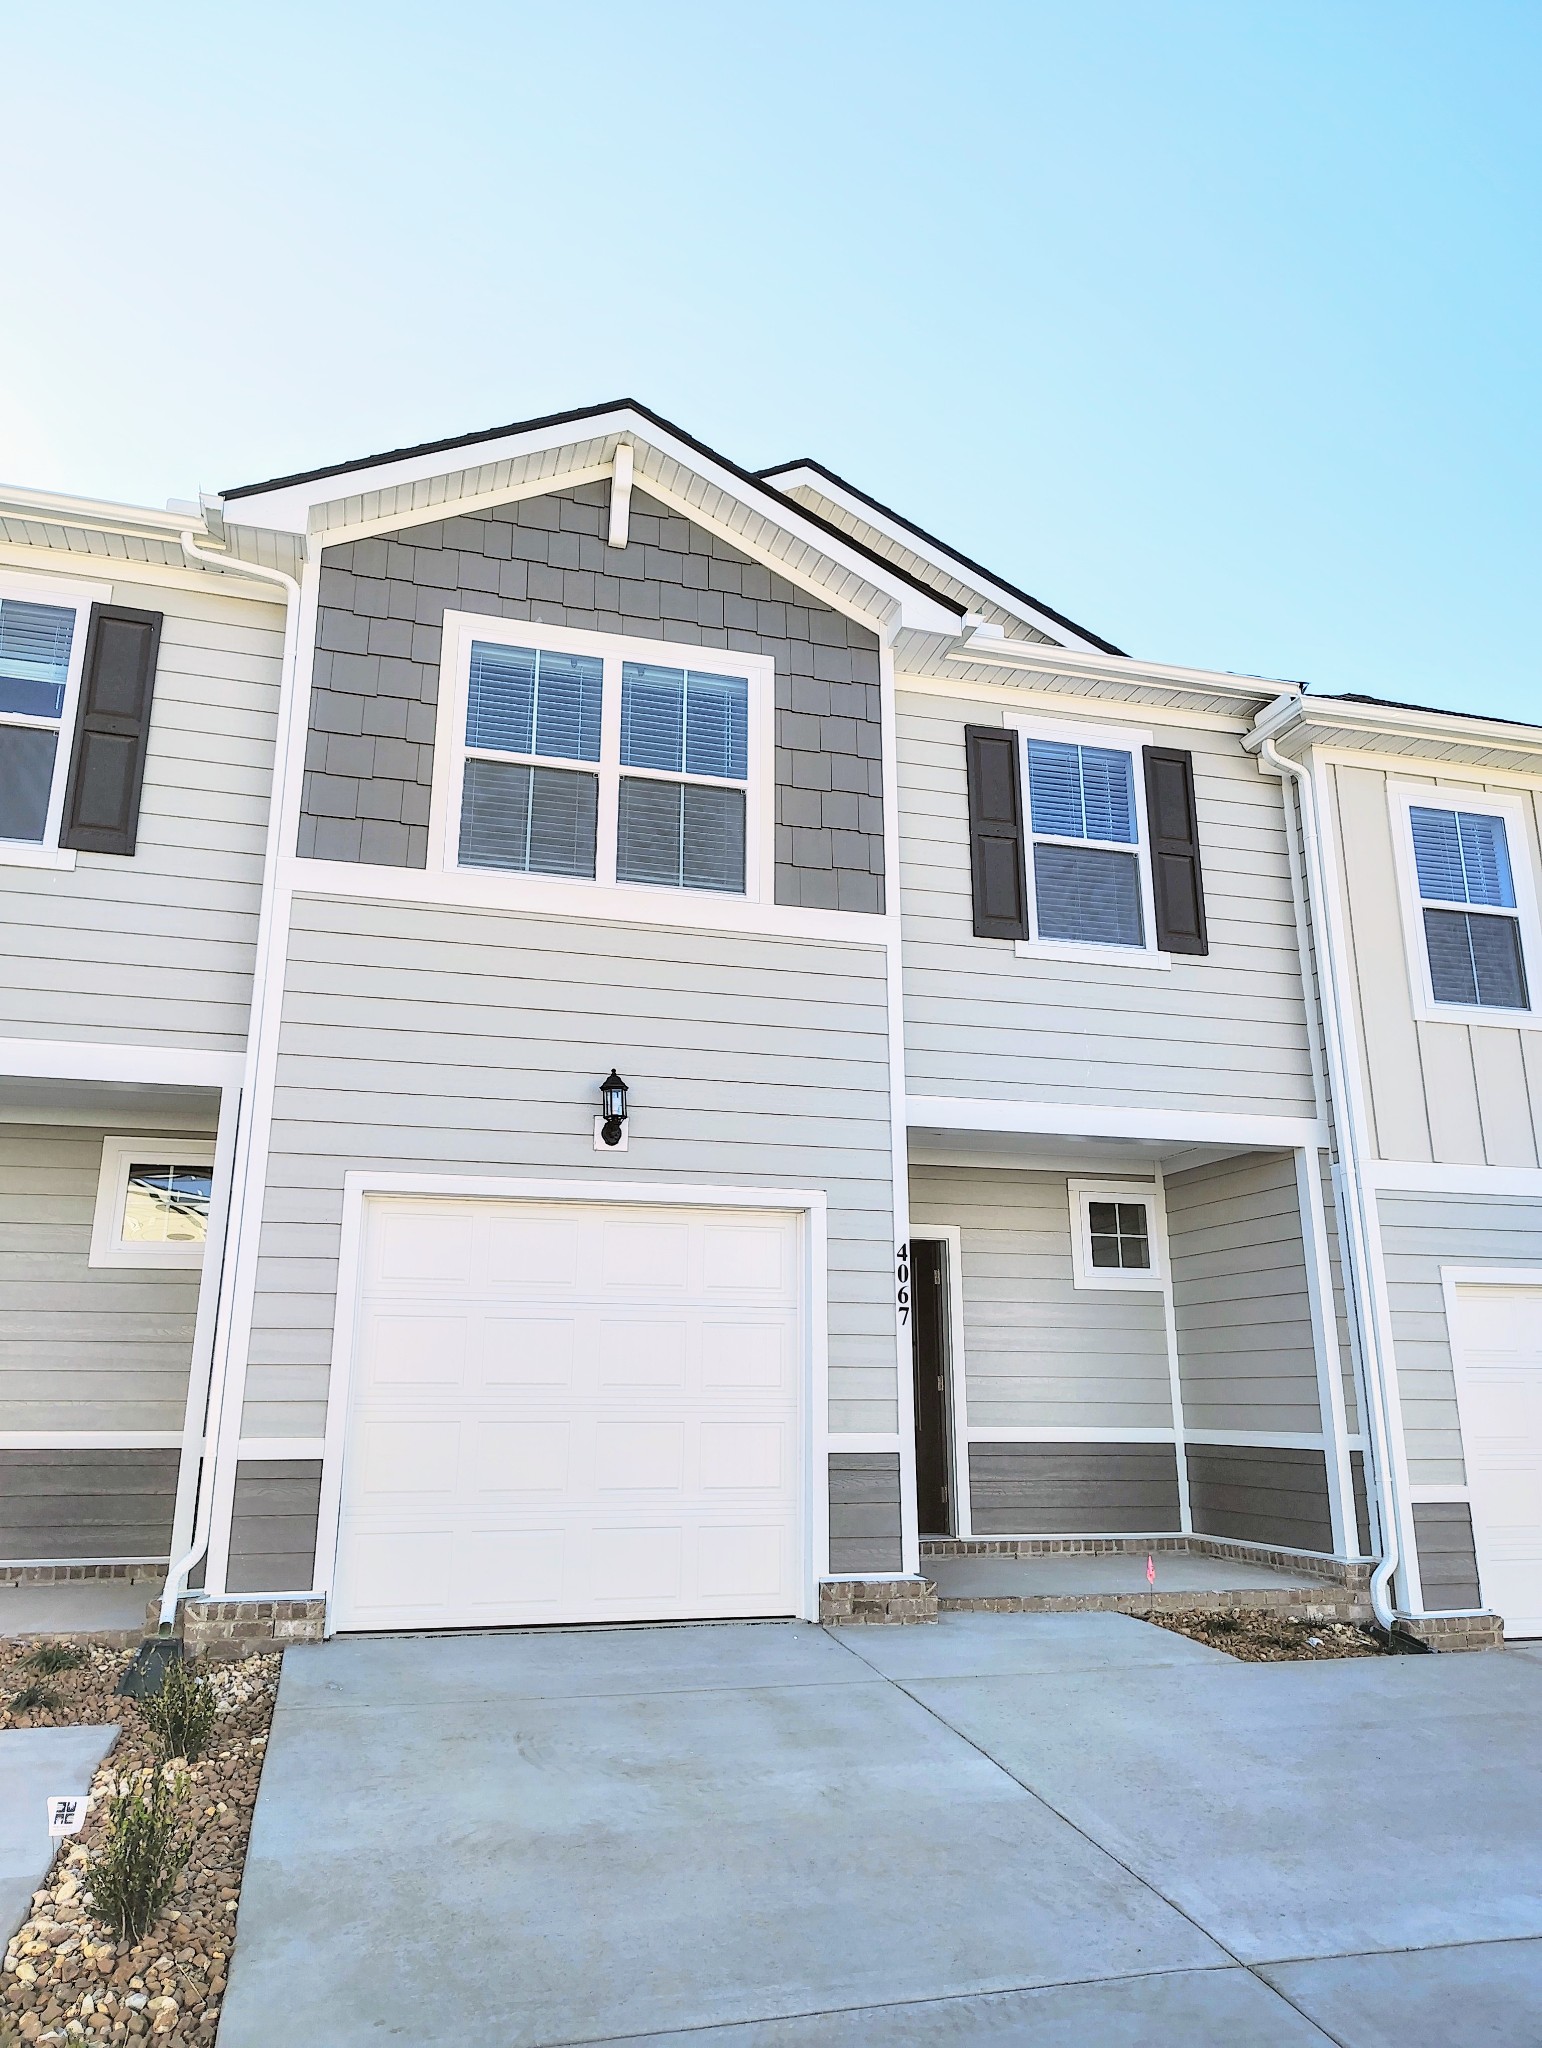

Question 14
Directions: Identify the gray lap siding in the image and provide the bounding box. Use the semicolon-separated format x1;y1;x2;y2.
300;483;885;913
239;893;899;1444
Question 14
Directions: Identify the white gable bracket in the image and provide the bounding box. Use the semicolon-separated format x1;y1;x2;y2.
608;442;634;548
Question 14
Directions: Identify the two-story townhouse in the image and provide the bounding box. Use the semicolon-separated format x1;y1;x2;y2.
2;401;1536;1650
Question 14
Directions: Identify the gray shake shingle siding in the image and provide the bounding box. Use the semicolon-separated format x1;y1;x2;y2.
299;483;885;910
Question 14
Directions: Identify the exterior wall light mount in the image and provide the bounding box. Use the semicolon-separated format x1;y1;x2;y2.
596;1070;629;1150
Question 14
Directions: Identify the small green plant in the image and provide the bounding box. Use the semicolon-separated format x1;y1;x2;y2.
27;1643;87;1676
137;1655;218;1762
8;1681;62;1714
88;1769;190;1943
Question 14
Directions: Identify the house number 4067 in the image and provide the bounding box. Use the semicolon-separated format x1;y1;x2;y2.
896;1242;910;1326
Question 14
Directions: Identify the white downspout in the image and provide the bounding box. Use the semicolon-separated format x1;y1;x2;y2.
1248;706;1400;1630
156;529;302;1628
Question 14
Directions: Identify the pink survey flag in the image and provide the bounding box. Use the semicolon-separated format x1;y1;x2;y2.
1146;1553;1156;1587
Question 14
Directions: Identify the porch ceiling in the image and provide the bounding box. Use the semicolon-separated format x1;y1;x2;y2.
0;1078;221;1130
906;1127;1278;1175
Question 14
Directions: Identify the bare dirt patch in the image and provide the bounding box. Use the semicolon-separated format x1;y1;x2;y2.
1146;1608;1393;1661
1;1643;279;2045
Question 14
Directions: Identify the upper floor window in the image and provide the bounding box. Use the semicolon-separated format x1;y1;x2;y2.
1410;804;1530;1011
435;615;770;904
1027;738;1144;948
0;587;87;856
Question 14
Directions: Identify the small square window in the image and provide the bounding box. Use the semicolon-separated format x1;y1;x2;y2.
1070;1182;1164;1289
90;1137;215;1268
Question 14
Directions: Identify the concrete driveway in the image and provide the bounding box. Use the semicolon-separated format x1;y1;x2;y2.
217;1616;1542;2046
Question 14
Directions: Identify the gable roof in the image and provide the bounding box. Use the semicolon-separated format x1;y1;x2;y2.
756;455;1125;657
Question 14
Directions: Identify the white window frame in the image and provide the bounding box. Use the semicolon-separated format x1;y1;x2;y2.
89;1135;216;1269
0;569;111;872
1068;1177;1166;1290
428;613;775;910
1387;782;1542;1031
1005;712;1168;970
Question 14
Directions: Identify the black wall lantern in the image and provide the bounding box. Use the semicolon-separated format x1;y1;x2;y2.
599;1070;629;1147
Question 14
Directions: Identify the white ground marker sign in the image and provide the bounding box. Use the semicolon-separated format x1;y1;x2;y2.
47;1796;89;1838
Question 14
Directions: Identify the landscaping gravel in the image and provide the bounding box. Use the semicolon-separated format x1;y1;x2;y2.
1;1644;278;2045
1144;1609;1391;1660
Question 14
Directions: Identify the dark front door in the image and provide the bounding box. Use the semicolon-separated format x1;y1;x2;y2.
910;1239;952;1535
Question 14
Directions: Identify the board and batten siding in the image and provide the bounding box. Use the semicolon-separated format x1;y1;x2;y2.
1377;1188;1542;1486
0;575;282;1052
1331;762;1542;1167
0;1122;204;1434
896;692;1315;1115
908;1165;1173;1429
1165;1151;1326;1434
239;893;897;1441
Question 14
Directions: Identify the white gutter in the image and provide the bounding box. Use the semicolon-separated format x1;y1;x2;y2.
156;529;303;1628
1245;699;1401;1630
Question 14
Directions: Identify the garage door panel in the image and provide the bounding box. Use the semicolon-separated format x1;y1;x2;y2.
703;1222;791;1295
354;1418;459;1496
602;1219;691;1291
478;1314;576;1389
372;1206;476;1284
701;1319;794;1392
591;1524;684;1601
598;1317;687;1387
472;1420;571;1494
363;1312;468;1390
332;1198;804;1630
480;1211;581;1289
700;1420;789;1492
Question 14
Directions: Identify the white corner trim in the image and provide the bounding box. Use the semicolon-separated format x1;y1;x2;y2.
0;1039;243;1088
1067;1177;1165;1290
89;1134;215;1269
904;1096;1327;1151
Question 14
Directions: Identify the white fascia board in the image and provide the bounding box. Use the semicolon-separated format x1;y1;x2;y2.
0;1039;242;1088
216;410;964;638
763;462;1109;654
1250;692;1542;773
0;481;210;543
934;633;1302;707
905;1095;1325;1150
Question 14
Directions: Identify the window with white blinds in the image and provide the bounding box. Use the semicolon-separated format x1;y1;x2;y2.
446;622;763;901
1409;803;1531;1012
1024;736;1147;950
0;590;85;849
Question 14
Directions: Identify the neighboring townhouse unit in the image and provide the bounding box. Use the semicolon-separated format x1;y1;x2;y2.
0;401;1536;1650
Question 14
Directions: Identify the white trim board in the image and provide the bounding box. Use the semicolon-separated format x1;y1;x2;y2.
0;1433;185;1451
301;1174;832;1628
1368;1163;1542;1198
905;1097;1325;1150
0;1040;242;1088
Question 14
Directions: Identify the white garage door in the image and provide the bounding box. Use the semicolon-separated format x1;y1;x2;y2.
1451;1281;1542;1638
331;1197;804;1632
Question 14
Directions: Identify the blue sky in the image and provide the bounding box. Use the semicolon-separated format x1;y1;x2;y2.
3;3;1537;717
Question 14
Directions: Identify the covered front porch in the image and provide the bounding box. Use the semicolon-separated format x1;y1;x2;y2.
903;1103;1374;1590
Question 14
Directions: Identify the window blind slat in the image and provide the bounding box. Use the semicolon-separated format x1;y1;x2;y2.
0;600;74;719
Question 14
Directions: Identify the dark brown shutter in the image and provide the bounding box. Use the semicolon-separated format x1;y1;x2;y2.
1143;745;1208;955
964;724;1029;940
59;603;163;855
